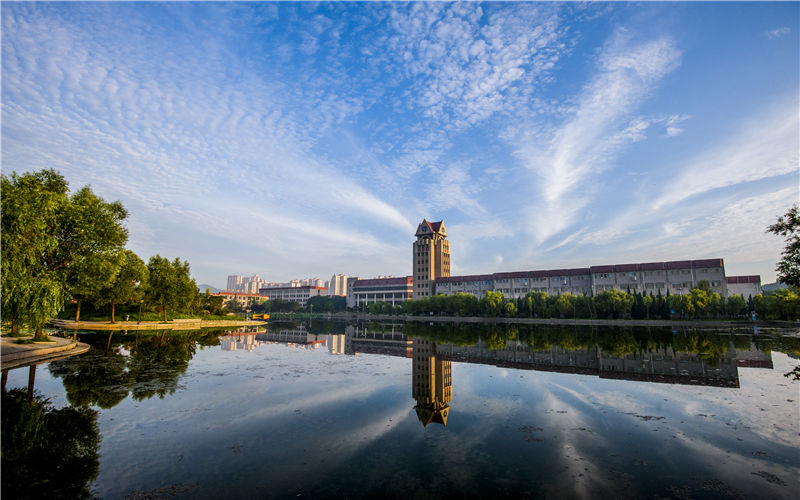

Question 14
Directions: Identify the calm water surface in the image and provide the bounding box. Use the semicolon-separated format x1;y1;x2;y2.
3;322;799;499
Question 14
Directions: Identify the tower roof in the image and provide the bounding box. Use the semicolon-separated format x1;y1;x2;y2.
415;219;447;237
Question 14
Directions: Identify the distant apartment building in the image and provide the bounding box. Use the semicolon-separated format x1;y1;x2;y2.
346;276;413;309
413;219;450;299
258;285;326;306
329;274;349;296
726;275;762;298
226;274;268;294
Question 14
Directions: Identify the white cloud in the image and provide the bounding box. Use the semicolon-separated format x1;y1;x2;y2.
516;33;682;242
652;101;798;210
766;27;791;39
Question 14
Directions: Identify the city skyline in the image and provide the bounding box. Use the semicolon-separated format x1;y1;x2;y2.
2;2;797;288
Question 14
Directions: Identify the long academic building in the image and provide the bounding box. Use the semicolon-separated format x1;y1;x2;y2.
345;219;762;309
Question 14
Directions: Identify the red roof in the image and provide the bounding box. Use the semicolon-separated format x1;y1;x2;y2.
614;263;639;272
693;258;724;269
212;292;269;298
666;260;693;270
354;277;412;287
727;275;761;284
640;262;666;271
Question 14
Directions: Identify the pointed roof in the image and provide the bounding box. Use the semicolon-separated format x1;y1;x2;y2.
416;219;447;237
414;402;449;427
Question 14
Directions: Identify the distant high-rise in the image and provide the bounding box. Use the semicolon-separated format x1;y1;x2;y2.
329;274;348;296
413;219;450;299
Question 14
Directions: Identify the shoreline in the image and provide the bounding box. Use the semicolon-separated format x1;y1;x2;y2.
268;312;799;331
48;318;265;331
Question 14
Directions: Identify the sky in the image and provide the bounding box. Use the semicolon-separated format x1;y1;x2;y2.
2;1;798;288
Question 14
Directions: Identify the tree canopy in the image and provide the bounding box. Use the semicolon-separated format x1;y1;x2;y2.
145;255;198;321
1;170;130;336
767;204;800;289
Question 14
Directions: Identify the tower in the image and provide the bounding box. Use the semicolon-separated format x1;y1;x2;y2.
413;219;450;299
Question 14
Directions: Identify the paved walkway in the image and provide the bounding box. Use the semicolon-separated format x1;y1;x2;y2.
1;335;90;371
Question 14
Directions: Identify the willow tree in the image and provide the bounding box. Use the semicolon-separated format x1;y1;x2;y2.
1;169;128;338
1;170;70;338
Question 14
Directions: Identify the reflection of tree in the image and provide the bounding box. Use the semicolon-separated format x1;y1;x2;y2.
49;329;230;409
402;322;795;364
126;331;196;401
2;389;100;499
49;332;129;409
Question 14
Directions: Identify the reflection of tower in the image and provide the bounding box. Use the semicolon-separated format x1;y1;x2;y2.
413;219;450;299
412;338;452;426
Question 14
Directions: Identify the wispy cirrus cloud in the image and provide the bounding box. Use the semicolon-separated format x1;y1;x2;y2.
652;100;798;211
766;27;791;39
514;32;682;243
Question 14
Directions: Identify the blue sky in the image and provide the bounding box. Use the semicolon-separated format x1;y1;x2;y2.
2;2;798;288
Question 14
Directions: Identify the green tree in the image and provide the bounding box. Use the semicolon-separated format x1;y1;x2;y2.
56;186;128;322
480;291;505;317
93;250;149;323
145;256;198;321
767;204;800;289
1;170;70;338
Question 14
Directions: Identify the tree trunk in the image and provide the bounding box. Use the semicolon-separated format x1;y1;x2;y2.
163;306;167;322
75;298;82;322
111;302;116;323
11;320;19;336
34;323;46;341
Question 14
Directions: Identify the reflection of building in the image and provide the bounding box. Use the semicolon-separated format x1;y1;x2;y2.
325;334;348;355
256;326;326;349
346;324;411;357
433;339;774;388
220;333;265;352
413;219;450;299
412;339;452;427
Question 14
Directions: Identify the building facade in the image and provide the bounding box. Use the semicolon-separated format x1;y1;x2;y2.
726;275;762;299
329;274;349;296
413;219;450;299
257;285;326;306
210;291;269;309
435;259;759;298
346;276;413;309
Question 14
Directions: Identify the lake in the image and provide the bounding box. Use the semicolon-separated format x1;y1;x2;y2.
2;321;799;499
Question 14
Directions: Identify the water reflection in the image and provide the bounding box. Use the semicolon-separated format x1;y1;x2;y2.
48;328;230;409
6;321;796;499
1;389;100;499
412;338;452;427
